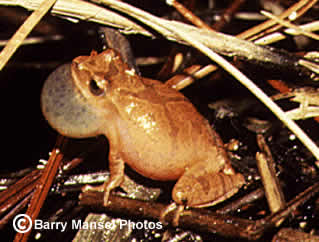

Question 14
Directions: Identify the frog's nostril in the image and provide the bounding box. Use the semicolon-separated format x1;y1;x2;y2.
89;79;104;96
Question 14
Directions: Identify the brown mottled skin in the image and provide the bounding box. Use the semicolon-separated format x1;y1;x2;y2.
41;49;244;209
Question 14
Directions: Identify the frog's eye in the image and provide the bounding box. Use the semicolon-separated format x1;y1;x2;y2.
89;79;104;96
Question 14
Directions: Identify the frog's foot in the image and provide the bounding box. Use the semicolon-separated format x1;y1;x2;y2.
82;182;112;206
82;184;105;193
160;202;185;227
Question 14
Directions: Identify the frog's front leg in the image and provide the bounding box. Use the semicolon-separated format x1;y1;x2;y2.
82;148;125;206
161;160;245;225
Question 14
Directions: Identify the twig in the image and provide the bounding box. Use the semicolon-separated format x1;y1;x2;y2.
79;191;256;239
299;59;319;75
0;192;33;230
0;175;38;218
237;0;318;40
254;21;319;45
0;0;57;71
286;106;319;120
60;171;161;201
216;188;265;215
166;0;215;31
256;135;285;225
14;136;65;242
212;0;246;31
79;180;319;240
252;181;319;237
0;35;63;47
3;0;315;78
261;10;319;41
0;170;41;209
0;0;150;35
165;64;217;90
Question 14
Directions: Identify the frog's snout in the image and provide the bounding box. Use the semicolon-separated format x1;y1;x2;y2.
41;64;101;138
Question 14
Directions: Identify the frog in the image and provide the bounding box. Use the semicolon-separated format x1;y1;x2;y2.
41;49;245;224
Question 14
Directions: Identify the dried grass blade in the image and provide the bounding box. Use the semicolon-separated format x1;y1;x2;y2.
0;0;57;71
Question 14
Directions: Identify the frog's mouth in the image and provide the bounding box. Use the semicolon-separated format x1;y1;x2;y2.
41;64;101;138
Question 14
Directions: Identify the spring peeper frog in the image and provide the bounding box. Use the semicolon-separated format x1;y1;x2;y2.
41;49;245;219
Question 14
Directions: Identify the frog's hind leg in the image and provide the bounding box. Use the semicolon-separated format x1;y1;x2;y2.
172;161;245;208
160;161;244;226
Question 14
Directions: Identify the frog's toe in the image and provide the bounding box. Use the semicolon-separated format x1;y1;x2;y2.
160;202;177;225
82;184;105;193
81;184;111;206
103;189;111;206
160;202;185;227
